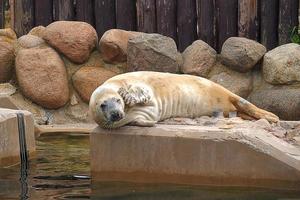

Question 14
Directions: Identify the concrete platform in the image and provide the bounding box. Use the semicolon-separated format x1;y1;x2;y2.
91;124;300;190
0;108;36;167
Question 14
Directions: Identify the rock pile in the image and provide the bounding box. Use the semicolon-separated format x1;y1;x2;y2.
1;24;300;124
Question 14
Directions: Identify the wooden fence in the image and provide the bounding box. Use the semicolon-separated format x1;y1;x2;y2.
0;0;299;52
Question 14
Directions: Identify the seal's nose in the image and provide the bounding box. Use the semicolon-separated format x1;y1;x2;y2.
110;111;122;122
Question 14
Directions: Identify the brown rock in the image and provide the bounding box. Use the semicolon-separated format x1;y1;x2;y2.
182;40;217;77
16;46;69;109
0;36;15;83
209;62;253;98
221;37;266;72
72;66;117;103
100;29;142;63
43;21;98;64
28;26;46;38
15;34;46;54
0;28;17;40
127;33;182;73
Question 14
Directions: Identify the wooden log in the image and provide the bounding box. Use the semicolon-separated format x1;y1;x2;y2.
238;0;259;40
76;0;94;25
278;0;299;45
53;0;75;21
136;0;156;33
9;0;14;29
35;0;53;26
216;0;238;52
177;0;197;52
116;0;136;31
260;0;279;50
14;0;34;36
156;0;177;41
0;0;4;28
196;0;216;49
94;0;116;38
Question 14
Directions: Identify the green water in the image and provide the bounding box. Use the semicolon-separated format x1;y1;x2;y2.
0;134;300;200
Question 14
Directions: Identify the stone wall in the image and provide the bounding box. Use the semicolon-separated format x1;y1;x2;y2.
1;21;300;124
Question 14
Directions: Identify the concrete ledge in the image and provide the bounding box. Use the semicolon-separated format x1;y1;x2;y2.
0;108;36;167
91;124;300;190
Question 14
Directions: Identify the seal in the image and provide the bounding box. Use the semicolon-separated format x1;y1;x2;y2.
89;71;279;129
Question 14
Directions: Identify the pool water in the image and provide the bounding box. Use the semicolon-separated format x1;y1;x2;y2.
0;133;299;200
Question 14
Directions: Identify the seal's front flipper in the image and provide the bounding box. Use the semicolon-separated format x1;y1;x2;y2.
118;85;151;107
129;118;156;127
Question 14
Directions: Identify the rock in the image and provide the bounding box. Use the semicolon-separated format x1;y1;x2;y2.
294;136;300;146
43;21;98;64
0;28;17;40
209;62;253;98
72;66;117;103
17;35;45;49
28;26;46;38
127;33;182;73
100;29;142;63
263;43;300;85
220;37;266;72
0;83;16;96
0;34;15;83
248;86;300;120
15;46;69;109
182;40;217;77
70;94;79;106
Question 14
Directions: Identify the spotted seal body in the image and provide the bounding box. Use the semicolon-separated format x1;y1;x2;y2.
89;71;279;129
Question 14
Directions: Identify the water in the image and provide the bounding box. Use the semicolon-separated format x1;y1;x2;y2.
0;133;300;200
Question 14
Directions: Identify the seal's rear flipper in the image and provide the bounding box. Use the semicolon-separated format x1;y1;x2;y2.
230;96;279;123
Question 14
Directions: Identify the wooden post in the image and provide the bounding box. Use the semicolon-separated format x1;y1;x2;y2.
53;0;75;21
116;0;136;31
76;0;94;25
94;0;116;38
14;0;34;36
9;0;14;29
278;0;299;45
260;0;279;50
177;0;197;52
197;0;216;49
136;0;156;33
156;0;177;41
0;0;4;28
216;0;238;52
35;0;53;26
238;0;259;40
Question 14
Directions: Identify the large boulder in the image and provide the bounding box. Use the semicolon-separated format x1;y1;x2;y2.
263;43;300;85
16;46;69;109
248;86;300;120
72;66;117;103
43;21;98;64
100;29;142;63
208;62;253;98
221;37;266;72
182;40;217;77
127;33;182;73
0;29;16;83
17;34;45;49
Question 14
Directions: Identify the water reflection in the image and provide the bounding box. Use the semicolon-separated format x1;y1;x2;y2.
0;133;299;200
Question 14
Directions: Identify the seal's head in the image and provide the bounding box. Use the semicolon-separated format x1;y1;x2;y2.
90;88;125;128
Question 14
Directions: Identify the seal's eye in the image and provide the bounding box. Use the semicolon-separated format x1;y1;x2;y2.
100;103;107;110
116;99;121;103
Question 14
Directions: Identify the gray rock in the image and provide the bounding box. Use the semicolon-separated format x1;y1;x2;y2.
127;33;182;73
263;43;300;85
182;40;217;77
209;62;253;98
248;86;300;120
0;83;16;96
221;37;266;72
